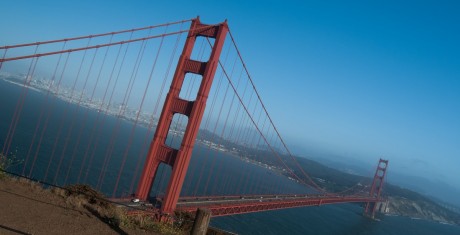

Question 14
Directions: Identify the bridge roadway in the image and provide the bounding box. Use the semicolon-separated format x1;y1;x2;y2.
176;194;381;216
117;193;381;217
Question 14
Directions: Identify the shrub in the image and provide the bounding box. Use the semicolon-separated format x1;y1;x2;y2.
0;153;8;179
0;151;22;179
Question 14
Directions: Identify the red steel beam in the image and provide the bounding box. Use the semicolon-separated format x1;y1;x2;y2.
178;196;381;217
365;159;388;218
135;18;228;218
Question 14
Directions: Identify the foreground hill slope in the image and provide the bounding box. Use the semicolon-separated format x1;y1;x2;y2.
0;176;158;235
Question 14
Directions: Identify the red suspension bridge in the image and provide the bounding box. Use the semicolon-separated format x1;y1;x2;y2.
0;18;388;221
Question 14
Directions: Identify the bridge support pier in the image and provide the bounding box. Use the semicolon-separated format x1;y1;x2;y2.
364;159;388;218
136;18;228;218
191;208;212;235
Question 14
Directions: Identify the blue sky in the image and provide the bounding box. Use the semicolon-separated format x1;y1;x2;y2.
1;1;459;191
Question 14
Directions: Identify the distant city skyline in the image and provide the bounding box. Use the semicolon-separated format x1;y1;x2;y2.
1;0;459;199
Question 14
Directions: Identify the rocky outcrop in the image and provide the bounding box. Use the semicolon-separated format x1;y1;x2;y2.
385;196;459;225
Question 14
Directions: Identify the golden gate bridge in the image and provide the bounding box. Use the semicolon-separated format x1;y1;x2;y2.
0;17;388;222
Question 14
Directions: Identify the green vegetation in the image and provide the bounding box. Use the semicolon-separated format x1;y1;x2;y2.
52;184;189;234
0;151;22;179
1;165;227;234
0;153;9;179
116;213;184;235
54;184;227;234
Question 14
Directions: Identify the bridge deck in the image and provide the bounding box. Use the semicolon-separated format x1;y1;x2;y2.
112;194;381;217
176;194;380;217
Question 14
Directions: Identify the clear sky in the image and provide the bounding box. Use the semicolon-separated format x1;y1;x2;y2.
1;1;459;191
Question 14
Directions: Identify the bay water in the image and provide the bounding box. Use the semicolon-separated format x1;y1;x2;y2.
1;79;459;234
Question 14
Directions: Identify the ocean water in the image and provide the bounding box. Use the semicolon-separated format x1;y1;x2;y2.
1;79;459;234
211;204;460;235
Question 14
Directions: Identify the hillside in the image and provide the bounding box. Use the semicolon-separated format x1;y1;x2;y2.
0;172;236;235
293;156;460;225
0;176;159;235
197;129;460;225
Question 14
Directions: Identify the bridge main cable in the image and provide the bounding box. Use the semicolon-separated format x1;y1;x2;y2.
0;18;193;50
0;22;220;63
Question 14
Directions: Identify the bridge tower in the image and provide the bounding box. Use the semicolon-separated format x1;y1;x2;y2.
365;158;389;218
136;18;228;216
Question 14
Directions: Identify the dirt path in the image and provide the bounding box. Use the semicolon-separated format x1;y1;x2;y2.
0;177;155;235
